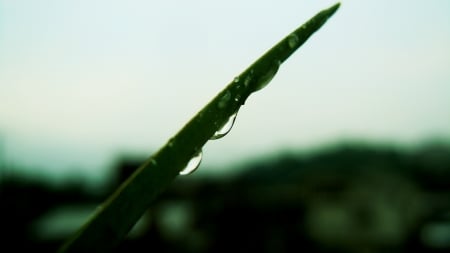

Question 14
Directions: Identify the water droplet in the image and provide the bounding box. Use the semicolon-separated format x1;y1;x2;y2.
288;34;299;49
244;75;252;87
243;70;255;87
254;61;280;91
150;159;157;166
234;94;241;102
168;138;175;148
233;76;240;83
179;150;202;175
217;90;231;109
210;112;237;140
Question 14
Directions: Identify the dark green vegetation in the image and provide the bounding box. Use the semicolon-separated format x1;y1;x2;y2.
2;143;450;252
53;3;340;252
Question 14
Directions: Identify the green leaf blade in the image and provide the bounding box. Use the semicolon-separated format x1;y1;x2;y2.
58;3;340;252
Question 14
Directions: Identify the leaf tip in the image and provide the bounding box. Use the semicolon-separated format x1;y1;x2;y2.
329;2;341;14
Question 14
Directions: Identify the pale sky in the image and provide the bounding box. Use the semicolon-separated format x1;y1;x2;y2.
1;0;449;184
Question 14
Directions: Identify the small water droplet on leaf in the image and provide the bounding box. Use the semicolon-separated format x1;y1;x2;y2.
210;112;238;140
179;150;203;176
217;90;231;109
244;75;252;87
168;138;175;148
288;34;299;49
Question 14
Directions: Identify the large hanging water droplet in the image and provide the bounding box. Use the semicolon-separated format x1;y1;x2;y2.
254;61;280;91
179;150;203;176
210;112;238;140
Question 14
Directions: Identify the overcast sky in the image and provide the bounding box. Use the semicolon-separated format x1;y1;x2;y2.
1;0;449;184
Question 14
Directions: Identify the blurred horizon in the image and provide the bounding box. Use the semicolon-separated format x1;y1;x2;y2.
1;0;450;184
1;137;449;189
2;141;450;252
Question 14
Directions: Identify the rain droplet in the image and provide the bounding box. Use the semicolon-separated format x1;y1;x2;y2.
288;34;299;49
217;90;231;109
210;112;237;140
233;76;240;83
244;75;252;87
244;70;255;87
168;138;175;148
179;150;203;175
254;61;280;91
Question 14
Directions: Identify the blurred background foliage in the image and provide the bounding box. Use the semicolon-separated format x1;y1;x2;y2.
1;142;449;252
